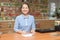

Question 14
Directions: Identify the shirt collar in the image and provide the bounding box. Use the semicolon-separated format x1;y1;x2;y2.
21;14;29;19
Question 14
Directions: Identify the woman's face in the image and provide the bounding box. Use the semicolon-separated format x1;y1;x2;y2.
21;4;29;15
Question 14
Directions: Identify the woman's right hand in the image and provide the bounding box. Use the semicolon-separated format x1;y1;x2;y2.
21;31;27;34
16;30;26;34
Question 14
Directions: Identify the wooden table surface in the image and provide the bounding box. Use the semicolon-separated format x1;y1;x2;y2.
0;32;60;40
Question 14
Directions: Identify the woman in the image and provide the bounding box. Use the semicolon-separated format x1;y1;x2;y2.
14;3;36;34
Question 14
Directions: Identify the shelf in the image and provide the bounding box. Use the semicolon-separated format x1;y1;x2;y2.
0;20;14;22
0;0;48;20
35;19;54;20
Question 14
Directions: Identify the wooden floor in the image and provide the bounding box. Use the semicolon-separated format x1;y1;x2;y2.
0;32;60;40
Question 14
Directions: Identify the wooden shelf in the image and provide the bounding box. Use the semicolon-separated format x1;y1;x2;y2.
0;20;14;22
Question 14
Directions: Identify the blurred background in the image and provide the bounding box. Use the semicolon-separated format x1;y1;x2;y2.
0;0;60;34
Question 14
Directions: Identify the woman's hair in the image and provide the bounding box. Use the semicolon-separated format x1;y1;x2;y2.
20;2;30;9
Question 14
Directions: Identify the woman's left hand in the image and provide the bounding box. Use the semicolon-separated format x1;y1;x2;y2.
31;30;35;34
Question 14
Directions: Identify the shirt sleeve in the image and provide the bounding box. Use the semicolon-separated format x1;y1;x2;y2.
14;16;19;32
31;16;36;31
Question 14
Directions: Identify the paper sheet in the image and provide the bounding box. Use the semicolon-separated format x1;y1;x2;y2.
21;33;33;37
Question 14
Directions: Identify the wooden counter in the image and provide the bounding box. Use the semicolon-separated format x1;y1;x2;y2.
0;32;60;40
